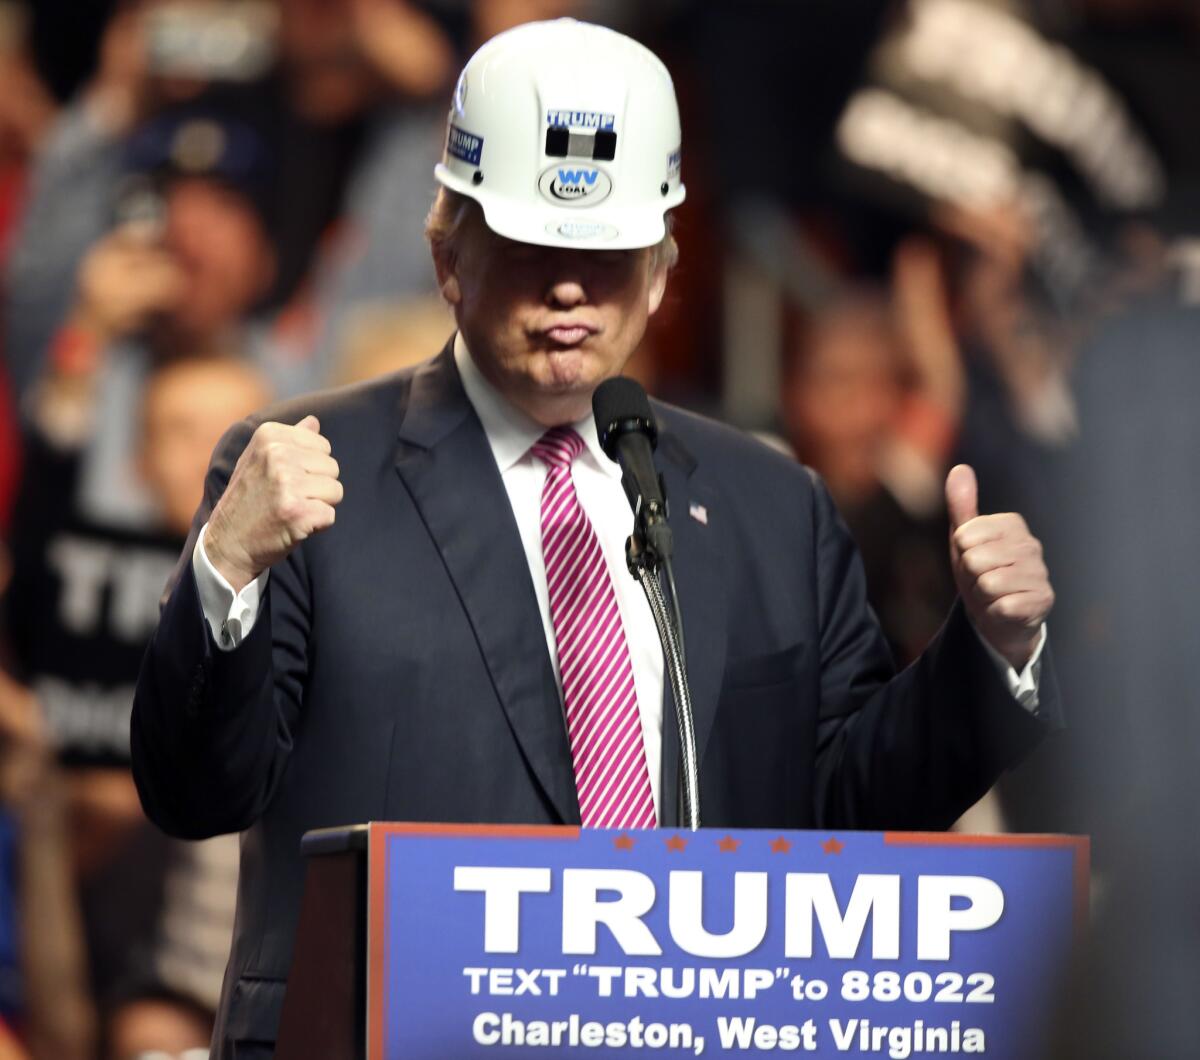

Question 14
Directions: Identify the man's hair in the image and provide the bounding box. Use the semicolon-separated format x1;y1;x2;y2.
424;187;680;271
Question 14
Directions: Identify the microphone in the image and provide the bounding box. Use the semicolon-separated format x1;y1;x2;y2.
592;377;673;564
594;377;699;829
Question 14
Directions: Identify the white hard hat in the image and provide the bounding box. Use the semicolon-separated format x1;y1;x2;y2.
434;18;685;251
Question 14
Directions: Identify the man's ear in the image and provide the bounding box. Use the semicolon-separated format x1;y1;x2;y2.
432;244;462;305
646;256;669;317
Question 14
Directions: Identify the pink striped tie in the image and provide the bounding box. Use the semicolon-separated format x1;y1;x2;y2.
532;427;657;830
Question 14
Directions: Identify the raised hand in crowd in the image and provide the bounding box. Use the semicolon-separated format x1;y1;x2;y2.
71;227;186;348
890;235;966;467
83;1;154;136
28;227;183;443
205;415;343;592
350;0;455;98
473;0;582;43
0;12;57;159
84;0;220;137
938;201;1077;444
945;464;1054;671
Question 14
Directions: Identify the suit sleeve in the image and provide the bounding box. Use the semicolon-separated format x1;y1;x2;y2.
131;417;310;838
809;473;1063;831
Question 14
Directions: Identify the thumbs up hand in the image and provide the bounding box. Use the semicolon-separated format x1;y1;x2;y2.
946;465;1054;671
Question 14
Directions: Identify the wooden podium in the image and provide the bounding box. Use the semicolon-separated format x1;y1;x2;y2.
275;825;371;1059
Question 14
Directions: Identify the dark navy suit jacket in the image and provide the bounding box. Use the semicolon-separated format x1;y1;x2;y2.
131;341;1061;1056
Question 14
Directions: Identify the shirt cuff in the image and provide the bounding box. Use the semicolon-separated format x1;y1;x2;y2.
192;523;268;651
973;622;1047;714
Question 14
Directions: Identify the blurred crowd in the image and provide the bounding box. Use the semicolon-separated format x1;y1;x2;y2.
0;0;1198;1056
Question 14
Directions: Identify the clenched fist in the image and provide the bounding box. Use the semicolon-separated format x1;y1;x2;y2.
205;416;343;592
946;464;1054;671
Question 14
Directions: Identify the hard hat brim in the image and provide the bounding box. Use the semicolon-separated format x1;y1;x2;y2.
435;164;686;251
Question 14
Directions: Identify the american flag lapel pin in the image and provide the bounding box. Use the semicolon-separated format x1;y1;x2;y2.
688;501;708;526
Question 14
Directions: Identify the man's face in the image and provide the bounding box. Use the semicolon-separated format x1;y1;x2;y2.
140;358;271;536
438;213;669;425
163;179;275;340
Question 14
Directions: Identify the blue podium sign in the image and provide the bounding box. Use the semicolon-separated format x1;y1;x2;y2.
366;825;1087;1059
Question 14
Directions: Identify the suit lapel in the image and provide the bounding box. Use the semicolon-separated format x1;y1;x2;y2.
653;417;727;828
392;346;579;824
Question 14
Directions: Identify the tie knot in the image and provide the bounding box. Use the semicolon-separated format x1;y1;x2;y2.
531;426;585;469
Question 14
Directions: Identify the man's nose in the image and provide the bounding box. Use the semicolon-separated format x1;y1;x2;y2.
546;275;588;308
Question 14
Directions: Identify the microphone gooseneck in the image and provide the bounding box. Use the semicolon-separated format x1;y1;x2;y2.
592;377;700;831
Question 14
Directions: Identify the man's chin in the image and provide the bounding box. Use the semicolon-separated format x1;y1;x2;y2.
533;347;602;392
512;352;617;425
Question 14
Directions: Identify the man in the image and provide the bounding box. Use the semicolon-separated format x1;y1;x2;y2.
109;355;268;1059
4;351;269;1055
131;20;1060;1057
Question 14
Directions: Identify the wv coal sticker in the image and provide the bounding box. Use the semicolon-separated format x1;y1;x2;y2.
538;165;612;206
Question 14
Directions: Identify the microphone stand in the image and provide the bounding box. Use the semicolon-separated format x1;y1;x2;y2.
626;531;700;831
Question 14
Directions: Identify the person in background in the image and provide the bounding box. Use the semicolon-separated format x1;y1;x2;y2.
7;127;285;894
783;236;965;668
104;355;267;1060
0;670;96;1060
0;0;58;528
781;238;1009;835
2;351;268;1058
330;295;453;385
0;0;56;262
4;0;224;399
4;0;599;410
4;0;457;403
0;593;95;1060
20;101;289;548
47;101;285;402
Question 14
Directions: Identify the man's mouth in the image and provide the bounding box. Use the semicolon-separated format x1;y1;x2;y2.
542;324;596;346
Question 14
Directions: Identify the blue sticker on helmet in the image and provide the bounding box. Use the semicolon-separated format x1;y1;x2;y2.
546;110;616;132
447;124;483;166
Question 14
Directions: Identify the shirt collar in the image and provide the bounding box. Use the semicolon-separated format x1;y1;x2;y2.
454;331;621;479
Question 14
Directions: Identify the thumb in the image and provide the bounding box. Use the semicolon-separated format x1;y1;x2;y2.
945;463;979;531
296;414;321;433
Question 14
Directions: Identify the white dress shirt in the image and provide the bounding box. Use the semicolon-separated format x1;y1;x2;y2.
191;334;1045;821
